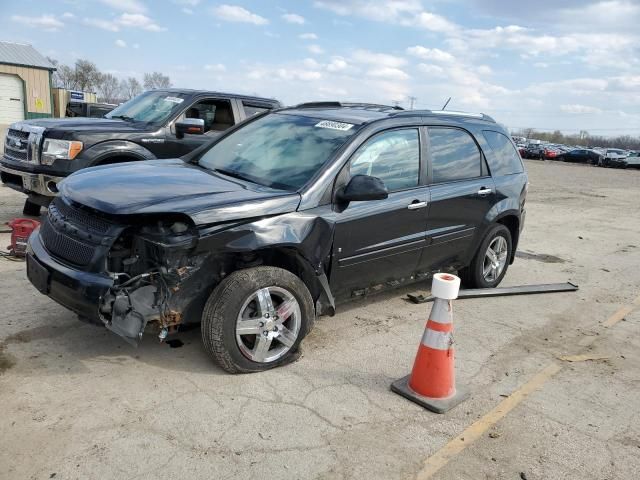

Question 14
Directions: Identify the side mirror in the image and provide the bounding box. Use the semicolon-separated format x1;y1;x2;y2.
175;118;205;138
337;174;389;202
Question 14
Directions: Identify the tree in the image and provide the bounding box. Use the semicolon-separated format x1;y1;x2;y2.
144;72;172;90
73;59;101;92
96;73;121;104
120;77;142;99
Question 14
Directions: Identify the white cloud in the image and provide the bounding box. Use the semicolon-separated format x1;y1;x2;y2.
83;17;120;31
61;12;75;19
307;44;325;55
212;5;268;25
133;43;140;49
417;63;445;76
117;13;166;31
299;33;318;40
99;0;146;13
352;49;406;68
11;14;64;31
327;56;348;72
182;8;194;14
204;63;226;72
560;104;603;114
115;39;127;48
367;66;409;81
406;46;455;62
282;13;305;24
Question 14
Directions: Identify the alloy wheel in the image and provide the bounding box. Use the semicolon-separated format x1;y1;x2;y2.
482;236;508;282
235;286;301;363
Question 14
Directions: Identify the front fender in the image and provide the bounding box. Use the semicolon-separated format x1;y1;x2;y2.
79;140;156;167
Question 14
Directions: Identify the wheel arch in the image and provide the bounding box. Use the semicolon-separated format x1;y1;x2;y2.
494;212;520;264
81;140;156;167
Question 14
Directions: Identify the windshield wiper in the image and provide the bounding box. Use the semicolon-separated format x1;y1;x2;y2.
213;168;256;184
109;115;135;122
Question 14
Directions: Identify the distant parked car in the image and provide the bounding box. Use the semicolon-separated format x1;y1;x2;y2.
626;153;640;169
542;147;561;160
556;149;602;165
523;144;545;160
602;149;628;168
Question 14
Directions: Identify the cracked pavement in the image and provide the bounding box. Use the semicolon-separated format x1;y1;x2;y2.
1;160;639;479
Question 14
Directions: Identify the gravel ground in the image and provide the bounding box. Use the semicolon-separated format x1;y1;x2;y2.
0;160;639;480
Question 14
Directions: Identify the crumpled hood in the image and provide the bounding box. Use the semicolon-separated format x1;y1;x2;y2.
59;159;301;225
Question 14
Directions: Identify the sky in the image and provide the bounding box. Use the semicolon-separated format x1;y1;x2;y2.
1;0;639;135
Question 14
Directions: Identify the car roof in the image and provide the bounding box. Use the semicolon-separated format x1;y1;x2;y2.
279;102;496;126
153;88;281;104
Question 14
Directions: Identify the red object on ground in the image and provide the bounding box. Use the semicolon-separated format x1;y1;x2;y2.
6;218;40;257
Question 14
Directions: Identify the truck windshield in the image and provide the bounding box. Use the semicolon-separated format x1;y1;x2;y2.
105;91;188;124
198;113;358;191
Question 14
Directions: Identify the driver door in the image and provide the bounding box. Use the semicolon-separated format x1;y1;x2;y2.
330;128;429;299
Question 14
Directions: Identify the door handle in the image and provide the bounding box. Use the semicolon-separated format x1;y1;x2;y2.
407;201;428;210
477;187;493;196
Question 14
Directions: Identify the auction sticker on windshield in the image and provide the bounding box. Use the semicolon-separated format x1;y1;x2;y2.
315;120;354;131
164;97;184;104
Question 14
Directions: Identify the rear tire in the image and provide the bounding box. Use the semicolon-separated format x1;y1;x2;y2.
201;266;314;373
459;224;512;289
22;199;41;217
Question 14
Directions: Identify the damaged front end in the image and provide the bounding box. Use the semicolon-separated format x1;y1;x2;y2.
99;218;210;345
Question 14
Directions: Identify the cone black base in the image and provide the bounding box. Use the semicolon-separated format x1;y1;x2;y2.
391;375;470;414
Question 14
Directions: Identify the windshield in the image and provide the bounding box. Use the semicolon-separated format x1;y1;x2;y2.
105;91;188;124
198;113;358;190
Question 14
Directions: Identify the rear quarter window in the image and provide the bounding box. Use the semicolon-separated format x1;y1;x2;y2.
483;131;524;176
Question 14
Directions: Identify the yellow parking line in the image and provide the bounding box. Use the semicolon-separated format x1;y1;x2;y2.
603;305;634;327
416;363;562;479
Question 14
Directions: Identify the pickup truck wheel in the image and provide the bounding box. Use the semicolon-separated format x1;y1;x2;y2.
201;266;314;373
23;199;41;217
460;224;512;289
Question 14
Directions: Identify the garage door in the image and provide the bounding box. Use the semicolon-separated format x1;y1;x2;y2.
0;74;25;124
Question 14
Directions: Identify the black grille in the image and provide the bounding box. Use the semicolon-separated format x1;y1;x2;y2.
8;129;29;140
4;146;27;161
40;218;96;266
51;198;113;234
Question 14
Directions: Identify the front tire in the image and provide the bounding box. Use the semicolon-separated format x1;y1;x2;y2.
460;224;512;289
201;266;315;373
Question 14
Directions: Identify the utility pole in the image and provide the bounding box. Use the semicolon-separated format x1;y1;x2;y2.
407;96;417;110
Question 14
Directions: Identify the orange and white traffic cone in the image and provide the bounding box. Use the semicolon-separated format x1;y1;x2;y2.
391;273;469;413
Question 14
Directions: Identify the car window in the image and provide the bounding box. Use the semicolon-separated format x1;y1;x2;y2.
178;98;235;133
482;131;524;176
106;91;189;124
349;129;419;191
243;102;270;117
429;127;482;183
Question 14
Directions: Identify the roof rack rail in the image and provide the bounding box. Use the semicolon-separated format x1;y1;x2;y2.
294;101;343;108
292;101;403;112
393;109;495;122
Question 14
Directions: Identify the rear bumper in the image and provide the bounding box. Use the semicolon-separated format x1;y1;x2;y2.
1;163;64;197
27;229;113;321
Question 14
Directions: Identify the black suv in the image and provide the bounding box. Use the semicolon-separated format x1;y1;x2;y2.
26;102;527;373
1;89;281;215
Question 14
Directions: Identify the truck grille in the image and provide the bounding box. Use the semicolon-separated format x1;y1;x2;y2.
4;129;31;162
39;199;117;267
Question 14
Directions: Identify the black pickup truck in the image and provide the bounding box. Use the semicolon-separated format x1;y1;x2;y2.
0;89;281;215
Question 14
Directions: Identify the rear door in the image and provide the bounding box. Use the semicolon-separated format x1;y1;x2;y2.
419;126;497;272
330;127;429;297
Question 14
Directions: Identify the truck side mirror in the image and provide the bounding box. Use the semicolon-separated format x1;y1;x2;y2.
337;175;389;202
175;118;205;138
